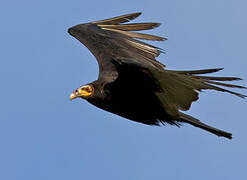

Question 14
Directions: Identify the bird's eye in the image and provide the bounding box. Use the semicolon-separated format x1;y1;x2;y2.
81;86;92;92
85;87;91;92
80;87;85;91
75;89;78;93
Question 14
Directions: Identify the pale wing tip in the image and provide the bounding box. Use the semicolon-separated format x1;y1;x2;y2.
161;37;168;41
213;68;224;72
122;12;142;21
92;12;143;25
153;23;161;27
147;36;167;41
132;12;142;17
236;93;247;98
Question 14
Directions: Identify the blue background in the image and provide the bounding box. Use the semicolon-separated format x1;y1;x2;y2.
0;0;246;179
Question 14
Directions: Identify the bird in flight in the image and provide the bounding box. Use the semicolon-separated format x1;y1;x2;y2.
68;12;246;139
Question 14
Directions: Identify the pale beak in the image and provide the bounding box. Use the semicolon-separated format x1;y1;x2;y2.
70;92;77;101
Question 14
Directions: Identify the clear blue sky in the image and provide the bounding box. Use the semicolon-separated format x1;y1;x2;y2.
0;0;246;179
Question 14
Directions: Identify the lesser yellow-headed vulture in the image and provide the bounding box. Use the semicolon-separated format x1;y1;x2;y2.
68;12;246;139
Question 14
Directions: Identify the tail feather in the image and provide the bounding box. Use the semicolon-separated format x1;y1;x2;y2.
179;112;232;139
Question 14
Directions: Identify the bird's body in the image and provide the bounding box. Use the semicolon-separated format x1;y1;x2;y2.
68;12;246;139
88;68;167;126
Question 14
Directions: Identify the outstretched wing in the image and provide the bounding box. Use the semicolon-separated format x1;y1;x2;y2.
68;12;166;82
113;58;246;120
155;68;246;118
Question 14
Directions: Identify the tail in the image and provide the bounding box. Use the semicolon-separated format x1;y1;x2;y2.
179;112;232;139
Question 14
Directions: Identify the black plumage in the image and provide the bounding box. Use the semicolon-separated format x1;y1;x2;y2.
68;12;246;139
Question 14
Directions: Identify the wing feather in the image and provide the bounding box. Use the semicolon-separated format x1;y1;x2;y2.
155;69;246;114
92;12;141;24
170;68;224;75
101;27;166;41
192;75;242;81
91;12;166;69
98;23;160;31
68;12;166;81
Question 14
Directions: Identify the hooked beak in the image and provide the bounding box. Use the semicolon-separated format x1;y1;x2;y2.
69;92;78;101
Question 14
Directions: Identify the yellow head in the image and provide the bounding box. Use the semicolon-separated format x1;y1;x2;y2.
70;84;94;100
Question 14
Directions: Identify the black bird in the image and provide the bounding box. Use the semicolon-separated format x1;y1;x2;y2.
68;12;246;139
